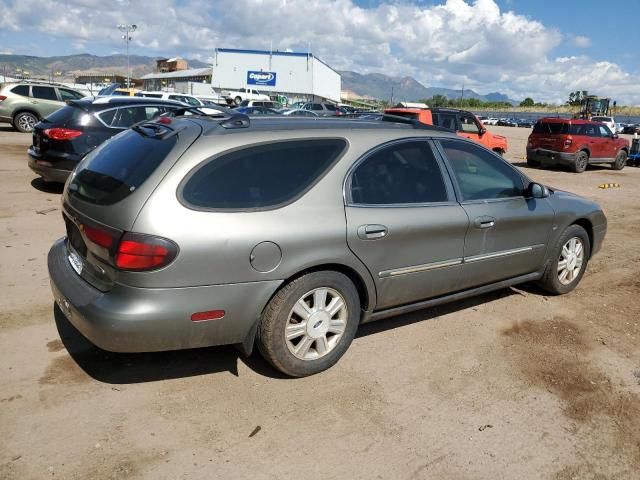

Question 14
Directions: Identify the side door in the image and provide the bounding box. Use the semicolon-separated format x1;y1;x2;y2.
598;125;616;160
581;124;603;159
345;139;469;310
31;86;63;118
435;139;556;289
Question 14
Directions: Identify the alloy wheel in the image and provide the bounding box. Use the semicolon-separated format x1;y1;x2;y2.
557;237;584;285
285;287;348;361
17;113;37;132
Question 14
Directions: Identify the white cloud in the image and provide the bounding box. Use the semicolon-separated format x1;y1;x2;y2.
0;0;638;105
573;35;592;48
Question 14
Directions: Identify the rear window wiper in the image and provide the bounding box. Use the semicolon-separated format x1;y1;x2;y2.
131;122;175;139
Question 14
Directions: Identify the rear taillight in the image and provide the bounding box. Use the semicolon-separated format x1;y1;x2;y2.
564;137;573;148
83;224;115;248
43;128;83;140
0;95;6;102
115;233;178;271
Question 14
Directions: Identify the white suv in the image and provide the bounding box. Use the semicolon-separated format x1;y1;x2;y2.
592;116;616;134
136;91;203;106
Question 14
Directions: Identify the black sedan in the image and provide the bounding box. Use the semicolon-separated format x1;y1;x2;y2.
28;97;184;183
622;123;640;134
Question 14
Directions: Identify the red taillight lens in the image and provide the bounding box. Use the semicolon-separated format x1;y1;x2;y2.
115;233;177;271
43;128;83;140
191;310;226;322
83;224;114;248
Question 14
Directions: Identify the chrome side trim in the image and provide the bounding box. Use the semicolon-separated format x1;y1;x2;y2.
464;244;544;263
379;258;463;278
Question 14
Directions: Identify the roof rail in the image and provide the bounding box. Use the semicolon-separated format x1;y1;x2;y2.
6;79;71;88
160;106;250;129
381;114;454;132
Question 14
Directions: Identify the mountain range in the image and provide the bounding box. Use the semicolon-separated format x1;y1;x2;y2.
0;53;518;104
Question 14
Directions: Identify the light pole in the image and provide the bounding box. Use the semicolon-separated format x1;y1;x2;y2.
117;24;137;88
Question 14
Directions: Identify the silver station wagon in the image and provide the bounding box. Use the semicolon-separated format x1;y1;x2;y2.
48;113;607;376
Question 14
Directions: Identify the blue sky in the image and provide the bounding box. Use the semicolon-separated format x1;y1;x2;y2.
1;0;638;104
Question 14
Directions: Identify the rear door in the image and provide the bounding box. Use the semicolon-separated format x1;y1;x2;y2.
436;139;555;289
345;139;468;310
31;86;63;118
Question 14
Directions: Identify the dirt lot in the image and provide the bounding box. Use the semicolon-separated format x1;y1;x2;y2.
1;125;639;480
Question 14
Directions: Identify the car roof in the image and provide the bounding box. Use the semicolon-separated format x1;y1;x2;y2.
537;117;604;125
68;96;186;111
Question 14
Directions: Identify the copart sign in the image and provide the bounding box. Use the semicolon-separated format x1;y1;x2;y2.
247;71;276;86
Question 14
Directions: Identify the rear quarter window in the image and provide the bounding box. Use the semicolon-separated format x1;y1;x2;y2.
181;139;346;210
42;106;88;126
10;85;29;96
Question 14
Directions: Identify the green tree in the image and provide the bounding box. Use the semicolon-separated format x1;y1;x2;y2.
520;97;534;107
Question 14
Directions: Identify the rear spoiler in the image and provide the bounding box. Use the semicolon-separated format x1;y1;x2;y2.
160;106;250;129
381;114;454;132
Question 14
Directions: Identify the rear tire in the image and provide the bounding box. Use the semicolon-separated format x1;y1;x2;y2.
537;225;590;295
612;150;627;170
234;96;242;106
571;151;588;173
257;271;360;377
13;111;38;133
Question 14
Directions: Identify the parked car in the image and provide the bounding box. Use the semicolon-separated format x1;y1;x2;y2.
516;118;534;128
135;91;203;106
497;118;518;127
234;106;281;115
281;109;318;117
27;96;185;182
220;87;269;106
591;116;616;133
483;118;500;125
0;81;86;133
622;123;640;134
384;107;508;155
238;100;282;109
302;102;345;117
527;118;630;173
48;114;606;377
614;123;626;134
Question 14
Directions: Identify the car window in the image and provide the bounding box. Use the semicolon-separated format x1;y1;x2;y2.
111;106;162;128
181;139;346;210
350;141;448;205
239;100;250;107
58;88;84;101
141;93;162;98
10;85;29;96
459;114;480;134
98;109;117;126
32;86;58;101
325;104;336;111
433;112;457;131
440;139;524;201
582;125;599;137
311;104;323;111
598;125;611;136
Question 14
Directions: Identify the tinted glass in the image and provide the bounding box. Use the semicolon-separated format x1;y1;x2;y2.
111;106;162;128
440;139;524;201
42;105;86;126
311;104;323;111
10;85;29;96
32;86;58;101
433;113;457;130
98;109;117;126
69;129;177;205
581;124;599;137
351;141;448;205
182;140;346;209
532;122;574;134
592;116;612;122
598;125;611;136
325;104;336;111
58;88;84;101
459;114;480;133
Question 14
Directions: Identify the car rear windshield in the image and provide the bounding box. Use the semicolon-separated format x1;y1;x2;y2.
181;139;346;210
592;117;612;122
68;128;177;205
41;105;87;126
532;122;582;135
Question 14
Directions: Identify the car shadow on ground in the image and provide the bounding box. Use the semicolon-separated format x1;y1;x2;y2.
512;162;614;173
0;125;17;132
54;286;526;383
31;177;64;194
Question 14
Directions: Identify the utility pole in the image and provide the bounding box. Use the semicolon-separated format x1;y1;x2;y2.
117;24;137;88
390;85;394;106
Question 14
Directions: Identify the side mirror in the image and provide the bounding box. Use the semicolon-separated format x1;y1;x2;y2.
528;182;550;199
479;127;487;135
612;133;618;139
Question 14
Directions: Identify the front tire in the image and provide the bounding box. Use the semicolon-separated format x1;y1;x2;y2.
257;271;360;377
537;225;590;295
14;111;38;133
234;96;242;106
612;150;627;170
572;151;588;173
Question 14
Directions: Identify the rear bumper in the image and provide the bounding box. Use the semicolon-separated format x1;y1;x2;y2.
48;238;282;353
28;154;72;183
526;148;575;165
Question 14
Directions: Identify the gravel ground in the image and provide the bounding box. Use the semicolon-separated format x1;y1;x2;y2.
1;125;639;480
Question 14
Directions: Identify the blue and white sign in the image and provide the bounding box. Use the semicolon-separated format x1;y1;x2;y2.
247;71;277;86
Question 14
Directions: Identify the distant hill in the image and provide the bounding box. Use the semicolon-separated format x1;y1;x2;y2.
0;53;209;80
339;70;519;105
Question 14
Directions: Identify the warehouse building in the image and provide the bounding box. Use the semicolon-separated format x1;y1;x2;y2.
211;48;341;103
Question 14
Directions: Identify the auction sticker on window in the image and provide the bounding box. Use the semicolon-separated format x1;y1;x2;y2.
68;250;83;275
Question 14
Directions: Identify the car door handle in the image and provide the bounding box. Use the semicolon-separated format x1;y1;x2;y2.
474;216;496;229
357;224;388;240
